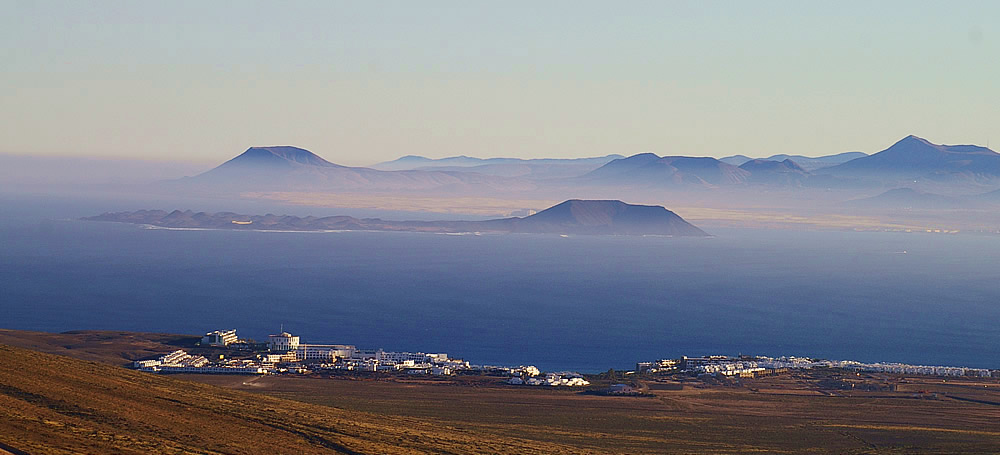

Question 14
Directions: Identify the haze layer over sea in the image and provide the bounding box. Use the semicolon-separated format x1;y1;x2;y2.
2;199;999;372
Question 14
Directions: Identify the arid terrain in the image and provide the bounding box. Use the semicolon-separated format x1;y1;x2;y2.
2;330;1000;454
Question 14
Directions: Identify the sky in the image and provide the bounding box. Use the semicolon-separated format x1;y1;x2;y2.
2;1;999;166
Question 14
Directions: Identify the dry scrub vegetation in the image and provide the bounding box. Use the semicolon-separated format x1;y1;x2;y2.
3;331;1000;454
0;344;585;454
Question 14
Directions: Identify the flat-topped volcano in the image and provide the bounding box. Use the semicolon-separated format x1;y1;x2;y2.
84;200;708;237
509;200;707;235
216;146;341;169
178;145;530;192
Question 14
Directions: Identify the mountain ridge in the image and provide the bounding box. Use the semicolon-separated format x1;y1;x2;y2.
371;154;625;179
739;159;810;185
166;136;1000;194
371;154;624;170
820;136;1000;181
721;151;867;171
583;154;749;186
181;146;532;193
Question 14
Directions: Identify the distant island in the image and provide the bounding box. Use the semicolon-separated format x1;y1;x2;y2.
84;199;709;237
170;135;1000;194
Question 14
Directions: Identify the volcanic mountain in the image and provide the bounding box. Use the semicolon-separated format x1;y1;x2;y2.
583;153;749;186
764;152;867;172
372;154;624;179
720;152;867;171
85;200;708;236
739;159;810;185
208;146;342;170
819;135;1000;182
502;200;707;235
181;146;531;192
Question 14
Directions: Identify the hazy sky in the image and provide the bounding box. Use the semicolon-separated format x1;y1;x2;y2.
2;1;998;166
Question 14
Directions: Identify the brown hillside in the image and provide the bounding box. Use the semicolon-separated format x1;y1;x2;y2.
0;329;199;366
0;344;587;454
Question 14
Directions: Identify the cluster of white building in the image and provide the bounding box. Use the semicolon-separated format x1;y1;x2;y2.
636;354;999;379
134;349;270;374
694;361;769;378
635;359;679;374
844;362;993;377
753;356;996;378
479;365;541;377
136;328;549;381
265;331;469;375
672;356;776;378
319;353;468;376
509;371;590;387
134;349;209;370
147;329;1000;383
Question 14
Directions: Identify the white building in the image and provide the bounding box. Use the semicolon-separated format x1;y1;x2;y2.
295;344;355;361
348;349;449;365
378;351;438;364
261;353;296;364
202;329;238;347
268;332;300;352
350;348;380;360
523;372;590;386
133;349;210;370
519;365;541;377
432;367;452;376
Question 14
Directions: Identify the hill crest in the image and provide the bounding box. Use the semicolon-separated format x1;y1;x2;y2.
218;146;340;169
584;153;749;186
820;135;1000;181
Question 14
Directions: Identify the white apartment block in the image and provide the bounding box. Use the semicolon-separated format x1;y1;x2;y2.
202;329;238;347
268;332;300;352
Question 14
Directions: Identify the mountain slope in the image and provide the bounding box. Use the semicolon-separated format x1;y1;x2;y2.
845;188;970;209
0;343;583;454
218;146;341;169
764;152;867;171
739;159;810;185
820;136;1000;182
181;146;532;192
372;155;624;179
584;154;749;186
720;152;866;171
373;154;622;170
719;155;753;166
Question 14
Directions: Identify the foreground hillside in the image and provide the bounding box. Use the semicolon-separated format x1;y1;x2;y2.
3;330;1000;453
0;329;199;366
0;344;584;454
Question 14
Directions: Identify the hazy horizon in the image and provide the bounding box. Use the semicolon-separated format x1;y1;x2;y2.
6;3;1000;453
3;1;998;166
0;132;979;172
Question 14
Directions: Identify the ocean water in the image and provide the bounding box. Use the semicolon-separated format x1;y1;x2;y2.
2;208;1000;372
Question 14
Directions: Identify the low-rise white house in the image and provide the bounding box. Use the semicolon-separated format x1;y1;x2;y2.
523;372;590;387
134;349;212;372
295;344;355;361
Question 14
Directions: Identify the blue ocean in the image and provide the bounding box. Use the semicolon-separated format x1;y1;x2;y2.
2;196;999;372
